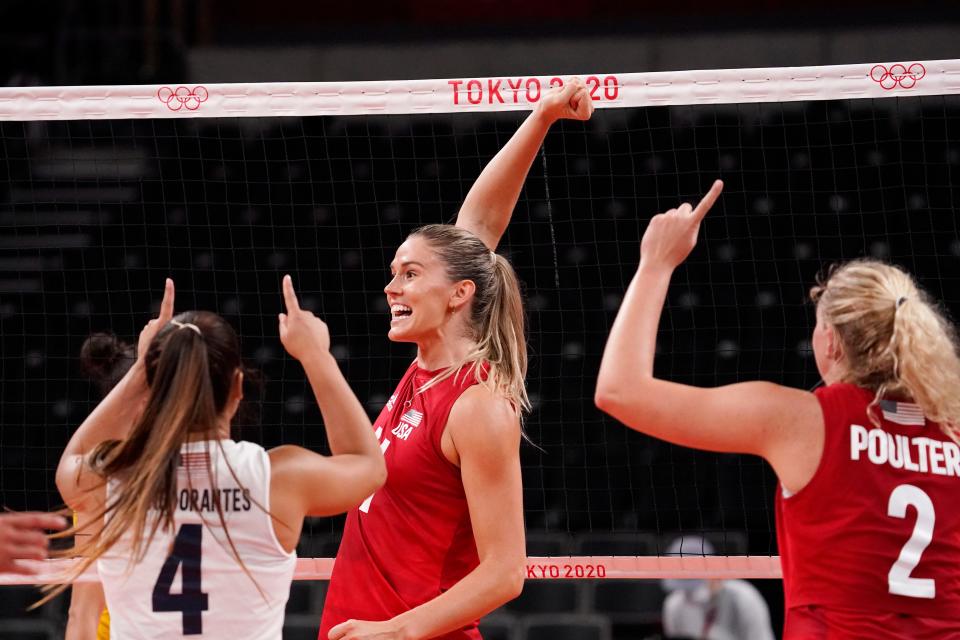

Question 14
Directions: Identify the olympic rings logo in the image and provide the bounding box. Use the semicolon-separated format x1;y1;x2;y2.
870;63;926;90
157;86;209;111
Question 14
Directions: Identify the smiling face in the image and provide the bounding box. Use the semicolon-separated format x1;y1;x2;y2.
384;235;460;344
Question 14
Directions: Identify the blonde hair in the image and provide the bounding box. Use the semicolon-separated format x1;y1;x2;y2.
811;259;960;441
42;312;258;604
408;224;529;414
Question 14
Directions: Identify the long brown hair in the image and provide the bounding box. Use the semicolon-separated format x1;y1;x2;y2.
45;311;253;601
811;259;960;441
410;224;530;414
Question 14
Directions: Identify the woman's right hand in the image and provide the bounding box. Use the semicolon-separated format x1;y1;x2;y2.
279;275;330;361
640;180;723;272
136;278;175;360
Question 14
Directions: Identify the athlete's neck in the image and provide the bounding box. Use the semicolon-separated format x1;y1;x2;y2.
416;333;477;372
184;416;232;442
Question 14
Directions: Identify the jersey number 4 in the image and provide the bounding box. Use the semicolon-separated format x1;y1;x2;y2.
152;523;210;634
887;484;935;599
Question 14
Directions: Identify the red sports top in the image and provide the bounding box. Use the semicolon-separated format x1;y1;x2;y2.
319;361;484;640
776;383;960;638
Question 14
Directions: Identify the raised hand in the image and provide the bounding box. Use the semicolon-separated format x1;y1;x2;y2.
137;278;175;358
536;77;594;123
640;180;724;271
0;512;67;575
278;275;331;361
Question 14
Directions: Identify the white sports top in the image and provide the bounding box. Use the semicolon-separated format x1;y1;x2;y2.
98;439;296;639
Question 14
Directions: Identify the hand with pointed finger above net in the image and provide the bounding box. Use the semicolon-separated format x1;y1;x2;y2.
639;179;723;273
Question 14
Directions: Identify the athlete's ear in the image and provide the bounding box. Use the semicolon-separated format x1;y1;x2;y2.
826;323;844;362
448;279;476;312
234;369;244;399
227;368;244;414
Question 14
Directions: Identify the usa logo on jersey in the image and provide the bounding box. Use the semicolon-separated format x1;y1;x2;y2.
391;408;423;441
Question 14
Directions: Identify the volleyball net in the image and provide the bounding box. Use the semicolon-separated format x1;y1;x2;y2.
1;60;958;583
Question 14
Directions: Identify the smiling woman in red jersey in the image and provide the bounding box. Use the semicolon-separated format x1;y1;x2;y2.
319;79;594;640
595;182;960;639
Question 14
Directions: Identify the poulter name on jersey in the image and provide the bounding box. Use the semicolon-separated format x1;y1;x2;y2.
851;424;960;477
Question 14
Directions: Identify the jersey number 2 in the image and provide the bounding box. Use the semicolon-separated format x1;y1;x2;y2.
887;484;935;599
152;523;210;634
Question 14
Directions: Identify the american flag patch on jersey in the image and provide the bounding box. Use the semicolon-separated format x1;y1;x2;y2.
880;400;926;426
179;452;210;470
401;408;424;427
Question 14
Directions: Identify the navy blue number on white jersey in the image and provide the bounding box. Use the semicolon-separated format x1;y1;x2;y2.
152;524;210;634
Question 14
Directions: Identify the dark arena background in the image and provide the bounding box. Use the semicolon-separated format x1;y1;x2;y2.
2;1;959;639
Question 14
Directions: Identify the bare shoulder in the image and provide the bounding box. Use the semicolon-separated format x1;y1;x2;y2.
268;444;319;472
268;444;304;461
448;385;520;439
443;385;521;466
751;382;824;493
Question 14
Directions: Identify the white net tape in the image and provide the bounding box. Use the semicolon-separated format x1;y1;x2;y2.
0;60;953;121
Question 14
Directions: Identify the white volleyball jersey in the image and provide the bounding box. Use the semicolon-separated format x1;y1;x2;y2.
98;439;296;639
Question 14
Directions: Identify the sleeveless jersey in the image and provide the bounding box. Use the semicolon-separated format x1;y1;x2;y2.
776;383;960;638
320;362;485;640
98;439;296;639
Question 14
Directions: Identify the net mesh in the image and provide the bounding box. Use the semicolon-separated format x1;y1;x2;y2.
2;88;960;569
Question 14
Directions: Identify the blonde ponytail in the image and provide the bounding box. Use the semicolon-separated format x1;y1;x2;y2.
812;259;960;441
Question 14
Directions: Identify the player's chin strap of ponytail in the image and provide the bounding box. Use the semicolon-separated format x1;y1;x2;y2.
170;319;203;336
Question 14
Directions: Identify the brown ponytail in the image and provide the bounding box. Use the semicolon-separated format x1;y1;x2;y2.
43;312;250;603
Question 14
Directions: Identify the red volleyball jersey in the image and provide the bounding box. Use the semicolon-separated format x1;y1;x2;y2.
319;362;484;640
776;383;960;638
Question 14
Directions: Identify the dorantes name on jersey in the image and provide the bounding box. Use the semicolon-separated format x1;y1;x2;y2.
177;487;253;513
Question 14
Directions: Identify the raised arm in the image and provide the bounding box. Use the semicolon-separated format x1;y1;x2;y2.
594;181;823;492
330;386;524;640
56;279;175;512
271;275;386;528
456;78;593;250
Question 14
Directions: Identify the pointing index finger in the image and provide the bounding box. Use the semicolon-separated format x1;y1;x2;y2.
158;278;175;323
282;275;300;313
693;179;724;222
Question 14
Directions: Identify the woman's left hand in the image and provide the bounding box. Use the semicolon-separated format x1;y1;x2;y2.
328;619;410;640
639;180;723;271
536;77;594;123
136;278;175;359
